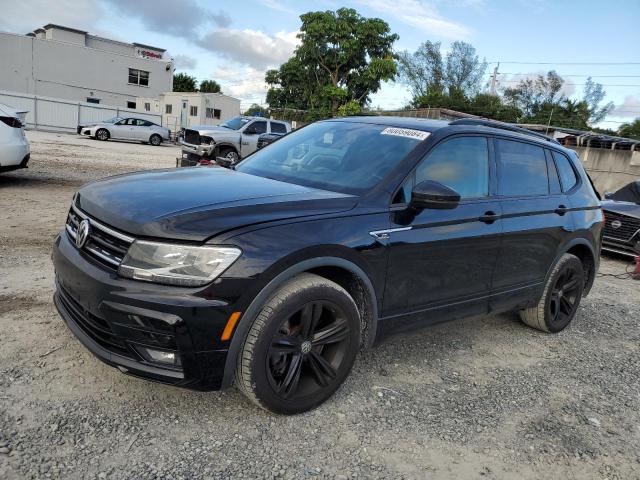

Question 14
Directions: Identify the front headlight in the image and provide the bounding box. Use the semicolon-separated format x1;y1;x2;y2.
118;241;241;287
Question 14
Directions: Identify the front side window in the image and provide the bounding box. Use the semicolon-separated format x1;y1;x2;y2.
496;139;549;196
128;68;150;86
247;121;267;134
415;136;489;199
236;121;424;195
271;122;287;134
552;151;578;192
190;106;198;116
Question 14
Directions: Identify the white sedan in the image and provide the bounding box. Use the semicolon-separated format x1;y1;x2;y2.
0;103;30;173
81;117;170;146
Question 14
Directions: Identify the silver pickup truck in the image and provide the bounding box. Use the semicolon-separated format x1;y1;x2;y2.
179;116;291;166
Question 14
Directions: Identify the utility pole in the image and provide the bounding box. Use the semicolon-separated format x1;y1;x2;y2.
489;63;500;95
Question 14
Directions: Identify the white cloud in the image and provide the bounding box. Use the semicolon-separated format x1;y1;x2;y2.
610;95;640;119
357;0;471;40
214;66;269;102
198;28;299;69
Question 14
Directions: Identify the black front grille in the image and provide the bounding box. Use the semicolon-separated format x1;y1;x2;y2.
183;129;200;145
57;284;132;357
66;206;134;269
603;211;640;242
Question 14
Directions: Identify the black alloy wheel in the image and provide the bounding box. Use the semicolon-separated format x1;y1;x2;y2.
548;265;581;330
236;273;360;414
266;300;351;399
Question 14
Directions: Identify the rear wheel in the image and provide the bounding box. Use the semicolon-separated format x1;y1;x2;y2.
520;253;585;333
236;273;360;414
149;134;162;146
96;128;109;141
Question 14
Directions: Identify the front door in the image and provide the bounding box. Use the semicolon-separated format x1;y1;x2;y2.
240;120;267;157
383;135;502;322
110;119;130;139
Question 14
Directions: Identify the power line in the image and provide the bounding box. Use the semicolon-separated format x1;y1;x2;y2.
488;61;640;65
499;73;640;78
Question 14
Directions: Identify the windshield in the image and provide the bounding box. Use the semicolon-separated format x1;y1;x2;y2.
102;117;122;124
235;121;426;195
219;116;250;130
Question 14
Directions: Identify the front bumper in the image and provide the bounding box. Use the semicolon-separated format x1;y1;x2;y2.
52;230;236;390
180;140;214;157
602;235;640;257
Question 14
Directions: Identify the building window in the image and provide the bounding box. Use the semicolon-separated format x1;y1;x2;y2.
214;108;221;119
127;101;136;109
206;107;219;119
190;106;198;116
165;104;172;114
86;98;100;104
128;68;149;86
144;102;151;111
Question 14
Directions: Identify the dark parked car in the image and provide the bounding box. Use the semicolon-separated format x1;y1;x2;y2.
601;180;640;256
52;117;602;414
257;132;285;150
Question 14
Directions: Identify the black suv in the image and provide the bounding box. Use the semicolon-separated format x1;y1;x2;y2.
53;117;602;414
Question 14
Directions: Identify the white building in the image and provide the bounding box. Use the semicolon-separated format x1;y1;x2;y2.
0;24;172;108
136;92;241;132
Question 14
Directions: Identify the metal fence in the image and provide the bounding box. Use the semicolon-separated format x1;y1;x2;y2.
0;90;163;132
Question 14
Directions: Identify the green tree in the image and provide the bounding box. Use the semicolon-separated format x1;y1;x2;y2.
503;71;565;117
244;103;269;117
200;80;222;93
397;41;486;100
266;8;398;116
619;118;640;139
173;73;198;92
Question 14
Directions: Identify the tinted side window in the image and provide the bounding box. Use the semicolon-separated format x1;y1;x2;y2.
271;122;287;134
416;136;489;199
496;139;548;196
552;151;578;192
251;121;267;134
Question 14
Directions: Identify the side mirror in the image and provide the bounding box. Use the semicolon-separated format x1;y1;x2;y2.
411;180;461;210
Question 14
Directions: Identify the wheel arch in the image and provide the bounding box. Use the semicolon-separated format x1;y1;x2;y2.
220;256;379;388
551;237;598;296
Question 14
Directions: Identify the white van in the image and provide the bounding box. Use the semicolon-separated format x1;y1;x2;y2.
0;103;30;173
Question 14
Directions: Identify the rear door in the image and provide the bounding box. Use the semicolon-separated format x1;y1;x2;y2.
491;137;574;311
383;135;502;322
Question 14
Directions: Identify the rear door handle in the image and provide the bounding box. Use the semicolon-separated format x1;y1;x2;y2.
479;211;500;224
555;205;569;216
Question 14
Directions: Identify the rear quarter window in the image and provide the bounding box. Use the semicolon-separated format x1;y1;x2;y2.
552;151;578;192
496;139;549;196
270;122;287;134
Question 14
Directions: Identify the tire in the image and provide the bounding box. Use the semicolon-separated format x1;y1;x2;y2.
96;128;109;141
220;147;240;164
149;134;162;146
520;253;585;333
235;273;361;415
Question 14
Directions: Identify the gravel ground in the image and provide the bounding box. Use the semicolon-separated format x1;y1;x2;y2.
1;131;639;480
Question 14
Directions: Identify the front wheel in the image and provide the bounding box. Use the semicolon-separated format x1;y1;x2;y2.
520;253;585;333
96;128;109;141
149;134;162;146
236;273;361;414
220;148;239;164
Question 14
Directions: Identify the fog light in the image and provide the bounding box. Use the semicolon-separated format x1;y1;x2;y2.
135;346;181;367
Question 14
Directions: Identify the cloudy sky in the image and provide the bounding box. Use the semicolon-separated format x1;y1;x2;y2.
1;0;639;127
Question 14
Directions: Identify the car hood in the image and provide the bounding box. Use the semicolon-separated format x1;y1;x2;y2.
601;200;640;218
189;126;234;134
75;167;357;241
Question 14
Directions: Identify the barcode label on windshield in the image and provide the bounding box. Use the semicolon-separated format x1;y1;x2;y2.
381;127;430;141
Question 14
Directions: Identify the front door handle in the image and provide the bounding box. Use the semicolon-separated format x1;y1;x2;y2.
479;211;500;224
555;205;569;216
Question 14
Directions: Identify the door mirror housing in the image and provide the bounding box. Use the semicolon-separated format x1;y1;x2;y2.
411;180;461;210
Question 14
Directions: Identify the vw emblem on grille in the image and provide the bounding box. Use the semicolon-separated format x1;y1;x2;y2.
611;219;622;230
76;219;91;248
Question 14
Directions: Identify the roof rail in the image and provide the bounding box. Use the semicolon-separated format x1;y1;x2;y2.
449;118;561;144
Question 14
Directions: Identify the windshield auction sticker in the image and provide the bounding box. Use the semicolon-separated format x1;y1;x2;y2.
380;127;430;141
